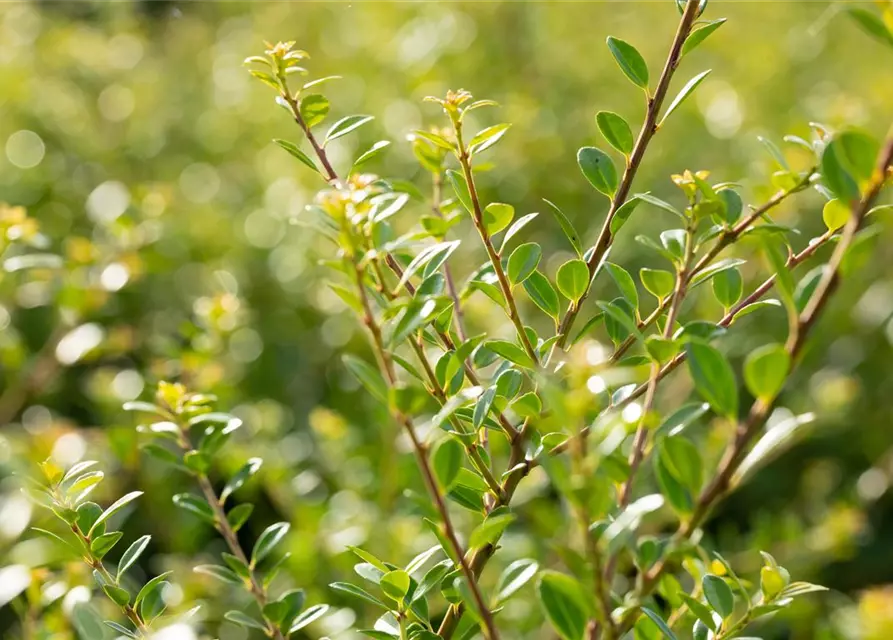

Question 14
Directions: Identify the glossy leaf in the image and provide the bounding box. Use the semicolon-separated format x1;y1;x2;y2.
596;111;634;155
686;341;738;420
507;242;542;285
556;259;590;304
606;36;649;88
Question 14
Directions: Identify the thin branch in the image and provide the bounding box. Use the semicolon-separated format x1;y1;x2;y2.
351;264;501;640
173;423;285;640
554;0;702;351
452;132;539;364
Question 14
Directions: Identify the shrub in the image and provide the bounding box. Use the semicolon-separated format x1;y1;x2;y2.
13;1;893;639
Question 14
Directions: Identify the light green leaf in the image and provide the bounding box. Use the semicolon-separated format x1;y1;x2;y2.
469;512;516;548
495;559;538;603
605;262;639;310
681;18;727;56
659;70;711;126
507;242;542;285
711;266;743;308
484;202;514;235
298;94;329;128
273;139;319;175
352;140;391;170
640;267;675;301
743;343;790;401
556;259;590;304
485;340;535;369
220;457;263;504
380;570;411;602
324;115;374;145
641;607;679;640
468;123;511;155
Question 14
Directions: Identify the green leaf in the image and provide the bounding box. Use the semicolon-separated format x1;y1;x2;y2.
658;436;703;495
195;564;242;585
380;569;411;602
225;610;268;631
446;169;473;213
640;267;675;301
341;354;388;404
227;503;254;532
837;129;880;183
468;123;511;155
821;136;860;202
743;343;790;401
659;70;711;125
299;94;330;128
413;129;455;151
641;608;679;640
396;240;460;292
117;535;150;580
484;202;514;235
711;266;742;308
822;198;850;231
596;111;634;155
330;581;387;608
473;386;496;428
252;522;290;566
485;340;535;369
846;8;893;48
290;604;329;633
500;212;539;251
324;115;374;145
605;262;639;310
495;559;538;603
702;574;735;618
87;492;143;537
352;140;391;170
172;493;216;525
610;195;642;234
432;438;464;491
543;199;583;256
606;36;649;88
273;139;319;174
523;270;561;319
102;584;130;607
681;18;727;56
685;341;738;420
638;193;684;218
578;147;618;196
537;571;589;640
469;512;516;548
507;242;542;285
220;457;263;504
134;571;173;607
90;531;123;559
555;259;590;304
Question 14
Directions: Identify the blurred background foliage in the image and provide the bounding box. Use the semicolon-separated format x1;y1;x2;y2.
1;1;893;638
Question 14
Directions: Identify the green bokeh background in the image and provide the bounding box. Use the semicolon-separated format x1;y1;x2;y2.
1;1;893;638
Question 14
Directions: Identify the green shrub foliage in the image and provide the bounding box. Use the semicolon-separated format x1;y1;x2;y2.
13;0;893;638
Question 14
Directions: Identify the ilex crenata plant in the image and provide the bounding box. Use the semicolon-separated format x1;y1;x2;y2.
28;459;182;638
245;0;893;638
123;382;329;639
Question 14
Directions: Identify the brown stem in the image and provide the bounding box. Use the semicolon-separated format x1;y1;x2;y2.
352;264;501;640
554;0;701;351
173;427;284;639
452;121;539;365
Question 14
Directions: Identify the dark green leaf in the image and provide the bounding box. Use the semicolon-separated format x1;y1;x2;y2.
685;341;738;420
606;36;649;88
536;571;588;640
523;270;561;319
252;522;290;566
596;111;634;155
507;243;542;285
543;199;583;256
